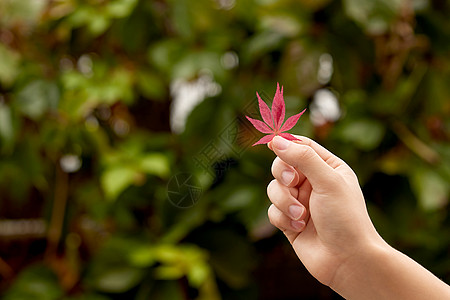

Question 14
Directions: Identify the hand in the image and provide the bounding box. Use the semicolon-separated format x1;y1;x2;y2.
267;135;383;286
267;136;450;299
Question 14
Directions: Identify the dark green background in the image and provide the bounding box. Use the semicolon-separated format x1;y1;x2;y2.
0;0;449;299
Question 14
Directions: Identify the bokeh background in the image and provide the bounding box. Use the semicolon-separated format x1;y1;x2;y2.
0;0;449;299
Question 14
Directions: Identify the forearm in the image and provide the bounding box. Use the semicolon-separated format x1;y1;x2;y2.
331;240;450;300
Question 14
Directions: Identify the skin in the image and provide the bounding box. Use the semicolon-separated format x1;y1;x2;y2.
267;135;450;299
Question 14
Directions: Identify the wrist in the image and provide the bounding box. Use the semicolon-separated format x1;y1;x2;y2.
329;235;392;298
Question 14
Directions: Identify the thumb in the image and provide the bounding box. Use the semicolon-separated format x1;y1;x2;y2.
271;136;337;190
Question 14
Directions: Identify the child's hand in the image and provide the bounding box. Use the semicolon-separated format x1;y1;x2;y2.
267;136;450;299
267;135;383;287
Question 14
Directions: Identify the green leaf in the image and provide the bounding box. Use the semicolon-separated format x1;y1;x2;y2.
193;228;256;289
147;40;186;73
130;244;212;287
129;246;157;267
242;31;284;63
172;51;225;80
154;265;184;280
64;0;138;36
3;265;64;300
101;165;137;201
171;0;193;39
101;150;169;200
0;44;20;87
0;101;15;150
60;65;134;119
139;153;170;178
0;0;47;26
337;119;385;151
343;0;403;34
88;15;111;35
259;14;304;37
136;70;167;100
15;80;60;120
187;260;210;288
411;167;449;211
220;186;257;211
92;266;144;293
106;0;139;18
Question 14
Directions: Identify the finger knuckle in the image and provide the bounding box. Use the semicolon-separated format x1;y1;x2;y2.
297;145;316;162
300;136;312;146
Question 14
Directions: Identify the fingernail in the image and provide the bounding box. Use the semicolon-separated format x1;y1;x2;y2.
273;136;290;150
289;205;304;220
281;170;295;185
291;220;305;230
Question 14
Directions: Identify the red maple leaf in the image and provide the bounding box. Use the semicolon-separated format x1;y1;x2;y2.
246;83;306;146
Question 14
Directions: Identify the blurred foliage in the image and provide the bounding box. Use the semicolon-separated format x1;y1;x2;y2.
0;0;449;299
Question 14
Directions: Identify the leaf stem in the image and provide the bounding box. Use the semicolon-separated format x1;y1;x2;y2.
45;161;69;258
392;122;440;164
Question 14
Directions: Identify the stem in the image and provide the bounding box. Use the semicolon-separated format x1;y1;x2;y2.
45;161;69;258
392;122;441;164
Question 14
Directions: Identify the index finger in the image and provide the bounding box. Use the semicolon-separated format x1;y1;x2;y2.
269;135;345;169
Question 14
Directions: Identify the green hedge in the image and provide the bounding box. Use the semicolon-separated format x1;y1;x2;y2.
0;0;449;299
